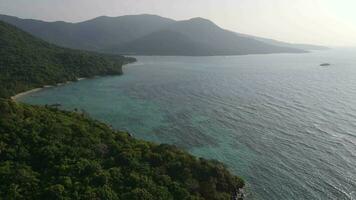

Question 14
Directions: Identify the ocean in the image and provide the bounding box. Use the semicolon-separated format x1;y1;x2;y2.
18;49;356;199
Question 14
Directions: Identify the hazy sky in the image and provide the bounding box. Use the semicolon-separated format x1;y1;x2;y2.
1;0;356;46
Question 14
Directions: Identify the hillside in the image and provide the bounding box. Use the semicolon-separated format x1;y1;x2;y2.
0;14;175;51
112;30;215;56
111;17;305;56
0;14;322;56
0;100;244;199
0;20;135;99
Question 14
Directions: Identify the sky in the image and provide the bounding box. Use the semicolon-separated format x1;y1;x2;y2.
0;0;356;46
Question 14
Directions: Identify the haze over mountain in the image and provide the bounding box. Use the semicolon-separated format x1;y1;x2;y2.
0;14;326;56
240;34;328;51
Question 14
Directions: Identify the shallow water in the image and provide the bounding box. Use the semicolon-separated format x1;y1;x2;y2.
19;49;356;199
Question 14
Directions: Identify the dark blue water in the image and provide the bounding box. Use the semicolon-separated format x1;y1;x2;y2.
19;49;356;199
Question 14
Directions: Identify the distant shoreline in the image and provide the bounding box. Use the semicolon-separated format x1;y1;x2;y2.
11;77;87;101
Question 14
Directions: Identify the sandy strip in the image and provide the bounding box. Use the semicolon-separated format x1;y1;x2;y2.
11;77;89;101
11;88;44;100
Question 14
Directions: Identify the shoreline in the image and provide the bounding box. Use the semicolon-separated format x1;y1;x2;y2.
11;88;44;100
11;77;87;101
10;59;137;101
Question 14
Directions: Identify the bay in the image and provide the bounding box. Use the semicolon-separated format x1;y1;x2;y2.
19;49;356;199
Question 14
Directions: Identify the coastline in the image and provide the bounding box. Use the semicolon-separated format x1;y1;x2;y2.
11;87;44;101
11;77;87;101
10;58;139;101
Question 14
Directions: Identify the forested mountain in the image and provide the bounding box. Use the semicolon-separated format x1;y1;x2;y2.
0;14;174;51
113;30;215;56
111;17;306;55
0;14;326;56
0;21;135;98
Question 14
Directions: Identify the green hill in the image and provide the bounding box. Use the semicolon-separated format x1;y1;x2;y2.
0;14;175;51
116;17;305;56
0;20;244;199
113;30;215;56
0;20;135;99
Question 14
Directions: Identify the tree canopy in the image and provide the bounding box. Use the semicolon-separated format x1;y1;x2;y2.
0;100;244;199
0;21;135;98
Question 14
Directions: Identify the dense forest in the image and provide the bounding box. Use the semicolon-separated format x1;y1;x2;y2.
0;20;244;199
0;21;135;99
0;100;244;199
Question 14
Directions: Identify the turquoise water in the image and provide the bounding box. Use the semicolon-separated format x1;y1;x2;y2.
19;49;356;199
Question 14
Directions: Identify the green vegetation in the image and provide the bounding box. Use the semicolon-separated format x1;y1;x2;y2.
0;100;244;199
0;21;135;98
0;20;244;199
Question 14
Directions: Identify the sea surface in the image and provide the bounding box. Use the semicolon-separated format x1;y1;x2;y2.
18;49;356;199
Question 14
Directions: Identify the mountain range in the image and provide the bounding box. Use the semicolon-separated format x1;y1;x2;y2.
0;14;327;56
